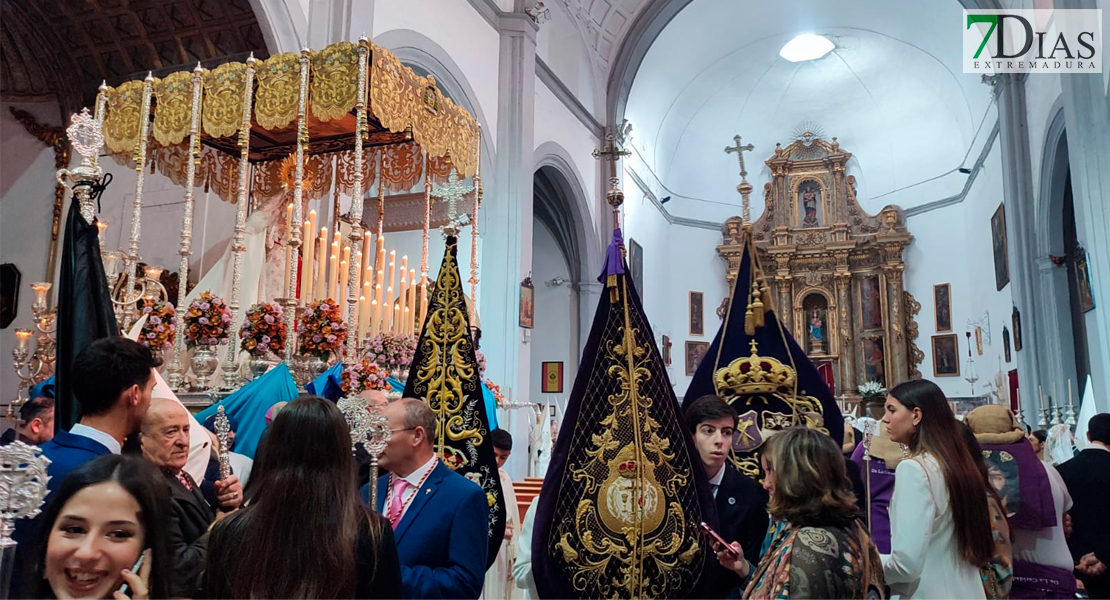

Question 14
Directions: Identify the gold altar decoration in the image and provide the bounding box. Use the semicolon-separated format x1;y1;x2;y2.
102;80;145;154
254;52;301;130
717;132;918;398
202;62;248;140
152;72;195;147
311;42;361;122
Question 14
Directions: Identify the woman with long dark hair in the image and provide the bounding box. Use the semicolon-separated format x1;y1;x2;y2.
30;454;172;599
201;395;401;598
881;379;996;598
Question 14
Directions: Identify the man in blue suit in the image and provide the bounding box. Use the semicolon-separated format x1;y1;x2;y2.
361;398;489;599
12;336;158;596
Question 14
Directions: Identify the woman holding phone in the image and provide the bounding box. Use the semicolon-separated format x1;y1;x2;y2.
29;454;171;599
714;427;885;598
201;396;402;598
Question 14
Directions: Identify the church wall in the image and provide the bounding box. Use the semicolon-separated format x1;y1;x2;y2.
666;224;730;398
0;102;67;404
903;141;1011;401
533;78;604;242
1024;73;1063;202
527;220;574;424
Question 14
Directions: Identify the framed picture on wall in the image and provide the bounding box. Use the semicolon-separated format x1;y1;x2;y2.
1003;326;1012;363
933;283;952;332
662;334;672;366
689;291;704;336
629;238;644;294
541;361;563;394
859;275;884;330
685;341;710;376
1012;306;1023;351
519;277;534;329
991;203;1010;291
932;334;960;377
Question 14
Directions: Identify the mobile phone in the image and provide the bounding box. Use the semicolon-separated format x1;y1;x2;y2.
116;550;145;596
699;522;739;557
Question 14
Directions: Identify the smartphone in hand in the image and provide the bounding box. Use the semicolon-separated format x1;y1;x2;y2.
116;550;146;596
699;522;739;557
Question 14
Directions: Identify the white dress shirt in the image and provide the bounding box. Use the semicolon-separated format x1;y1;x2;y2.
883;453;986;599
708;464;726;498
69;423;121;455
395;455;438;522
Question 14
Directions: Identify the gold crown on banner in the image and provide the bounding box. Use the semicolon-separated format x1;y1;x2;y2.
714;339;797;396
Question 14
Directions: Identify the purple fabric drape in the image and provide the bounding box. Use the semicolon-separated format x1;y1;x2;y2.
850;441;896;554
980;440;1056;530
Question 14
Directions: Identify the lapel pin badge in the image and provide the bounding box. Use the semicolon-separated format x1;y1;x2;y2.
728;497;736;505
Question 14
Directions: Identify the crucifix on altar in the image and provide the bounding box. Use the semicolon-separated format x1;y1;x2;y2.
724;134;755;224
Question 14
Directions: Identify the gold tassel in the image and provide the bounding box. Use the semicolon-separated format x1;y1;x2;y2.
608;274;619;303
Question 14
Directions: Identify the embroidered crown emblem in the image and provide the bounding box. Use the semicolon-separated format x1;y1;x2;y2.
617;459;637;478
714;339;797;396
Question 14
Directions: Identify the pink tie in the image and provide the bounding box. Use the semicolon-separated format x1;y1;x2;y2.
388;479;410;529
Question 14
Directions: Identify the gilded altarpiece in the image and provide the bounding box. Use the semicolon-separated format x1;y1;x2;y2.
718;134;921;396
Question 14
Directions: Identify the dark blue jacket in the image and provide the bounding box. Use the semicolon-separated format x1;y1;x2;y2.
360;461;489;599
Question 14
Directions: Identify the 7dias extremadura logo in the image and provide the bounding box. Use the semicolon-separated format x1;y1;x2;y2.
964;9;1102;73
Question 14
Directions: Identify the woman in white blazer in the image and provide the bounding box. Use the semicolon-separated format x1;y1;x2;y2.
881;379;996;599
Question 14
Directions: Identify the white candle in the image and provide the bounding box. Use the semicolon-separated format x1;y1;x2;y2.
315;228;328;300
358;295;369;339
338;258;349;318
408;269;417;334
301;217;315;304
399;269;409;334
371;296;380;337
329;254;339;300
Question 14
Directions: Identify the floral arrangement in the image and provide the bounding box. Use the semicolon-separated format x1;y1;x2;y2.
138;299;175;352
183;292;232;348
341;356;389;394
298;298;348;359
858;380;886;398
239;302;287;357
475;349;487;377
484;378;505;405
363;332;416;371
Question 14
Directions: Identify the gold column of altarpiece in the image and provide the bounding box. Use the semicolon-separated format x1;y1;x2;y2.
92;40;480;390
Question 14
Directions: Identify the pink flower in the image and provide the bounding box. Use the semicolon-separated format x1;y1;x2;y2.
264;314;274;324
199;317;210;325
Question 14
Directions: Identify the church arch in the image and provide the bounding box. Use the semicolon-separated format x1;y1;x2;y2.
375;29;495;172
247;0;307;54
1035;107;1091;397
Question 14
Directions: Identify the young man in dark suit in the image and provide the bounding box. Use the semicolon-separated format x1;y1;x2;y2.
141;398;242;597
361;398;489;599
1056;412;1110;598
685;395;769;599
11;337;159;597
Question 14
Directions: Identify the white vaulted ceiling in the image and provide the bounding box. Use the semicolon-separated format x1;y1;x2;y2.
623;0;997;221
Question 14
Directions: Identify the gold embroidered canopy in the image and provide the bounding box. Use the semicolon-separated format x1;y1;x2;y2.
99;40;479;183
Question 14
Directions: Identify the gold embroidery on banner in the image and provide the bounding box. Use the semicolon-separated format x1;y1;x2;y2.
382;142;424;192
311;42;359;122
103;80;147;154
255;52;301;130
553;274;700;598
152;72;195;147
203;62;246;139
370;41;479;178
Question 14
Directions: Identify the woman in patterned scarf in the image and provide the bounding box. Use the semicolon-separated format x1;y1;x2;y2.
715;427;886;599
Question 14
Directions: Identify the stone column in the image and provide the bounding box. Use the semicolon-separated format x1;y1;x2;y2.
575;281;603;360
994;74;1044;418
482;12;538;401
307;0;356;47
835;274;856;394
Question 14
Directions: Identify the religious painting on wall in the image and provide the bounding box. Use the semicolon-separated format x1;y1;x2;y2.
689;291;704;336
991;203;1010;291
519;277;534;329
662;334;672;366
685;341;710;376
932;333;960;377
859;275;883;330
975;326;984;355
541;361;563;394
629;238;644;294
933;283;952;332
797;179;822;228
1002;326;1012;363
861;336;886;385
1075;245;1095;312
1012;306;1023;351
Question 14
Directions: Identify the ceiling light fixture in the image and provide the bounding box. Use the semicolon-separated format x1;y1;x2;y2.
779;34;835;62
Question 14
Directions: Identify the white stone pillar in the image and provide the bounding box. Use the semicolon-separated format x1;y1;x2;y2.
483;13;538;402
